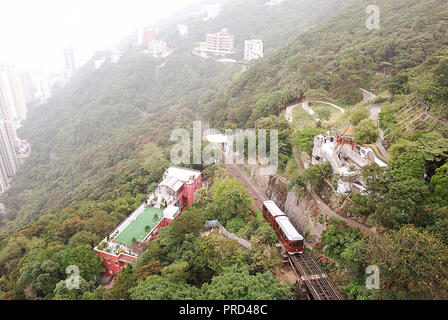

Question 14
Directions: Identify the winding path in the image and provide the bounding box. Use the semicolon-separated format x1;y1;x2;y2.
312;100;345;114
285;103;301;123
292;148;375;236
285;100;345;123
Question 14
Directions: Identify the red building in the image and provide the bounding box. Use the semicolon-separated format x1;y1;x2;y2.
143;27;157;46
94;167;202;277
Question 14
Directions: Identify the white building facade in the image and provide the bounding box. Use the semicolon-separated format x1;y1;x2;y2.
244;39;264;61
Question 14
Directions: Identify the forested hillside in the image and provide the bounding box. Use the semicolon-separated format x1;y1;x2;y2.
1;0;448;301
0;51;238;227
156;0;354;56
0;0;353;301
0;0;352;229
204;0;448;128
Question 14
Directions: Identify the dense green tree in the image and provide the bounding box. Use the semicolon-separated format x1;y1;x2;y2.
185;233;247;285
360;164;430;229
82;285;112;300
354;119;379;145
366;225;448;299
430;163;448;206
390;150;425;181
350;107;370;126
290;162;332;193
53;277;91;300
294;126;326;156
130;275;201;300
68;231;100;248
60;244;103;282
83;210;117;239
340;240;367;275
56;217;84;243
135;260;162;280
110;265;137;300
205;178;253;227
161;261;190;283
200;266;292;300
17;248;62;299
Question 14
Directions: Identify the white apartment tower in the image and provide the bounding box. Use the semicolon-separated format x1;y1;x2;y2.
244;39;264;61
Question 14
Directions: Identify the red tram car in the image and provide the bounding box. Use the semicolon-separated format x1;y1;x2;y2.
262;200;304;254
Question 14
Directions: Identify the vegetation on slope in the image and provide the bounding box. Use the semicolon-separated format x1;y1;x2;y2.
205;0;448;128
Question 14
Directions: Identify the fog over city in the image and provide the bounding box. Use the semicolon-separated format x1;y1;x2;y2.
0;0;198;72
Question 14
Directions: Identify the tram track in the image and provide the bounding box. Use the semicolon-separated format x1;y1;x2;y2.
289;250;342;300
225;161;343;300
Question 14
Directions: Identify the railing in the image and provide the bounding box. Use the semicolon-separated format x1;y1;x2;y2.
204;220;252;250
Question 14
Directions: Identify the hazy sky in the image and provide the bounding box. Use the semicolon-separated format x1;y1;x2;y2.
0;0;198;73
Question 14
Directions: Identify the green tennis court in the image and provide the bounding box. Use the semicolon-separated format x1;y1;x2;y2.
114;206;164;245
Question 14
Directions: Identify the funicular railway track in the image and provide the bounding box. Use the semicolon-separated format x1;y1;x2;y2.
289;250;342;300
224;161;342;300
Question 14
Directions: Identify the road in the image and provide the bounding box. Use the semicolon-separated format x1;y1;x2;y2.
312;100;345;114
360;88;376;101
367;103;382;122
285;103;300;123
285;100;345;124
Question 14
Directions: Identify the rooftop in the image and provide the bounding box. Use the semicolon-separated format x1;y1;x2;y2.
333;121;355;138
114;206;164;246
263;200;286;218
164;167;201;182
276;216;303;241
160;176;184;192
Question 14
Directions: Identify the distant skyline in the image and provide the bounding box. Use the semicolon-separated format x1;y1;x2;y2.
0;0;199;74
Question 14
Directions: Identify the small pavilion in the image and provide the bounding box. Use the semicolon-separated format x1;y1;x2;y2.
333;121;355;149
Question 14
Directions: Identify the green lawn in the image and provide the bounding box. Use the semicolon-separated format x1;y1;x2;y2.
114;206;164;245
292;106;316;130
309;102;343;123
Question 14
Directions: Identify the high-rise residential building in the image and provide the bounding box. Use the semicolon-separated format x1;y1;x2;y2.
64;47;77;83
0;66;27;121
0;158;9;193
64;47;77;73
244;39;264;61
21;73;35;103
0;80;19;147
137;27;157;46
205;30;235;53
0;86;20;193
143;27;156;46
0;73;26;193
0;119;19;178
193;30;236;58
